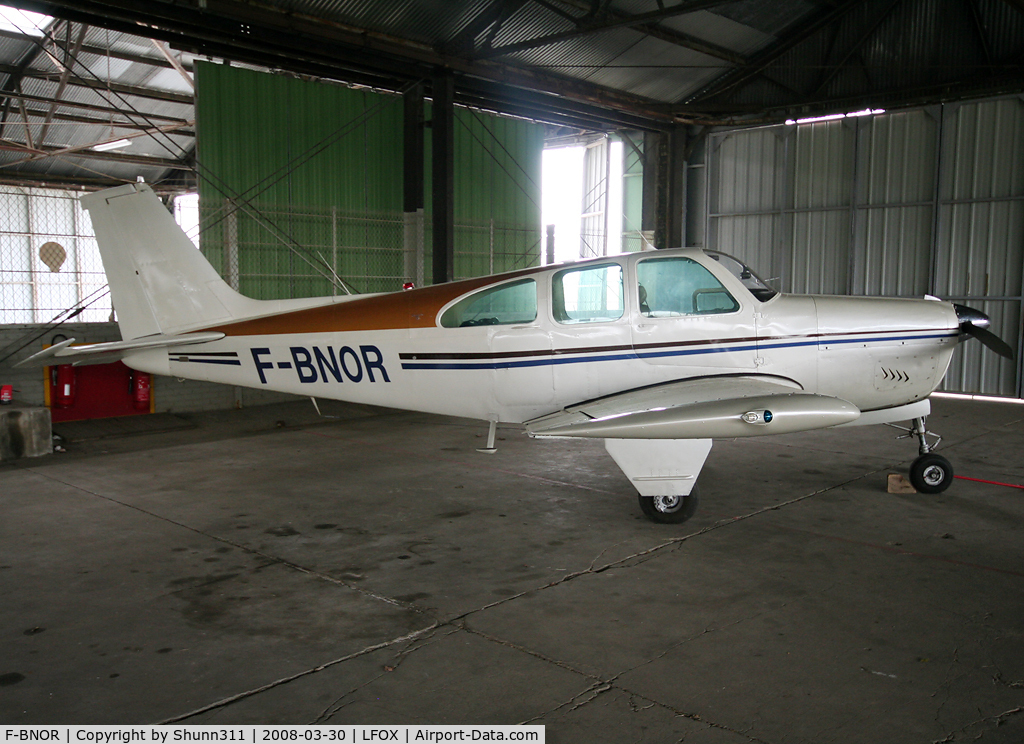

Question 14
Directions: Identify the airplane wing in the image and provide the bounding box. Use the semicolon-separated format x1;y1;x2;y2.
525;375;861;439
13;332;225;368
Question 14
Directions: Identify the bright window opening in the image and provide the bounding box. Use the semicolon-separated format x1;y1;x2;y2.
0;5;53;36
173;193;200;248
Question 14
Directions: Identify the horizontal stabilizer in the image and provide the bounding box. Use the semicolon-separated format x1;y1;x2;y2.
526;375;860;439
14;332;225;368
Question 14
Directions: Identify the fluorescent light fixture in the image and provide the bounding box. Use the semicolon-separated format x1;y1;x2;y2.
92;138;132;152
786;108;885;126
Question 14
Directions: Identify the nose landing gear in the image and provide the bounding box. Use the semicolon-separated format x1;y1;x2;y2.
898;416;954;494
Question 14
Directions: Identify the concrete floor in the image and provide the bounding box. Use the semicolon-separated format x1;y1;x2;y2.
1;395;1022;742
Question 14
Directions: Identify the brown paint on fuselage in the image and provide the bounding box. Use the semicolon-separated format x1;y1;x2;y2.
203;268;541;337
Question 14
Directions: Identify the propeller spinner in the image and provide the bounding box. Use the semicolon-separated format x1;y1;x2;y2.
954;304;1016;360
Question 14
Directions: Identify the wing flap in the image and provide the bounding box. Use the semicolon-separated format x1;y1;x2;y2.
526;375;859;439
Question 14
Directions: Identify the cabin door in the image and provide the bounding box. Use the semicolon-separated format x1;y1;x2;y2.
630;255;758;374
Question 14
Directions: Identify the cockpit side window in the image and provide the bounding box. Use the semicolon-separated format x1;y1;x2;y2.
552;263;624;324
440;279;537;328
636;257;739;317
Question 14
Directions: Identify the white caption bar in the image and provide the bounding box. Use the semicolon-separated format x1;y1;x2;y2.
2;727;544;744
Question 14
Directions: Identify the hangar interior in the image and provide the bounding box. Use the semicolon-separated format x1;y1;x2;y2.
1;0;1023;740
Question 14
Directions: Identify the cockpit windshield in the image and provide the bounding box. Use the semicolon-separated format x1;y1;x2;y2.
705;251;778;302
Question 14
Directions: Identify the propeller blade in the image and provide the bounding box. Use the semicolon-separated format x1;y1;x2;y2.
972;325;1016;360
953;304;1016;360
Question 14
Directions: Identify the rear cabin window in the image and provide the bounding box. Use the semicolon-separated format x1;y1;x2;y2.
552;263;624;324
439;279;538;328
637;257;739;317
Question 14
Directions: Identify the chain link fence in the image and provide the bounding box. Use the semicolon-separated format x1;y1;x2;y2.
197;199;541;297
0;188;542;327
450;219;541;280
0;186;111;324
198;200;406;297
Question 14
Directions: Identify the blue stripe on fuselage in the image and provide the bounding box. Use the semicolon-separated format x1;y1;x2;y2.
399;331;957;371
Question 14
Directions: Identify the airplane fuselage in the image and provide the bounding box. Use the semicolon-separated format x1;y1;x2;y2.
123;249;960;427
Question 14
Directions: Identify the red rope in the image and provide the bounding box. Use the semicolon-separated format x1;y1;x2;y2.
954;475;1024;490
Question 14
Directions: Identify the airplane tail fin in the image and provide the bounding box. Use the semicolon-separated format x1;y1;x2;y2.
81;183;261;340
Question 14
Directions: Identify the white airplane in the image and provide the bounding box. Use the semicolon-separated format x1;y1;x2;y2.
17;183;1015;522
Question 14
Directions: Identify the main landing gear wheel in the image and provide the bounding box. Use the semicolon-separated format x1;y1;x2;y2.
909;453;954;494
638;485;700;524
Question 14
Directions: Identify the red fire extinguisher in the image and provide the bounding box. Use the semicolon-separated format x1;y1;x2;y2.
55;364;76;408
131;371;151;411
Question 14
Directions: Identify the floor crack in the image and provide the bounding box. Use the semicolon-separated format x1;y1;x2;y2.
157;621;443;724
463;620;771;742
932;706;1024;743
312;626;460;724
994;672;1024;689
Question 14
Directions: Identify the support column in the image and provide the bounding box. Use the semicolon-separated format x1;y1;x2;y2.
667;125;686;249
431;72;455;284
646;127;687;249
403;83;425;286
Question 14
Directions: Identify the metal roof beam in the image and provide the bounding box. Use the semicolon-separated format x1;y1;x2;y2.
19;102;194;134
38;22;88;146
0;28;199;73
683;0;864;104
12;0;673;128
474;0;736;60
762;71;1024;122
806;0;904;99
16;91;34;149
151;39;194;90
0;18;64;139
0;170;190;192
966;0;994;67
550;0;746;64
0;63;193;104
0;139;190;168
9;89;190;123
0;119;193;168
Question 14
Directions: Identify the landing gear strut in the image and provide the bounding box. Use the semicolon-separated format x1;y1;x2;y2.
604;438;712;525
903;416;954;494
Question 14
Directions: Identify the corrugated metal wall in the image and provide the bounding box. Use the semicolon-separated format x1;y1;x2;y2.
706;127;786;284
702;96;1024;398
934;99;1024;396
853;110;937;298
195;63;542;296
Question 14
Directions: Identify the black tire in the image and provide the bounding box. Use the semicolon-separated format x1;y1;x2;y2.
909;453;954;494
638;485;700;524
